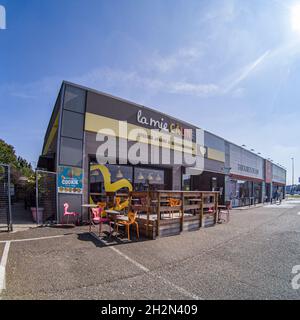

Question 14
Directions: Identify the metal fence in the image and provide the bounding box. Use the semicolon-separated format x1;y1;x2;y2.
0;164;12;231
36;170;57;224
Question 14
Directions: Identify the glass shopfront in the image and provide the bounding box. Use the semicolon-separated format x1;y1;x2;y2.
228;179;262;207
89;161;169;203
133;167;165;191
182;174;191;191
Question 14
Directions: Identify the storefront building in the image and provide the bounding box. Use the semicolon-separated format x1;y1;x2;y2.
38;81;286;221
225;142;265;207
271;163;286;200
187;131;226;203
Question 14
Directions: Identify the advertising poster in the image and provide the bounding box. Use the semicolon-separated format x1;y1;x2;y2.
58;166;83;194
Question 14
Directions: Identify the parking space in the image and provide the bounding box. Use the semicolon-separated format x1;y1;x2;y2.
1;201;300;300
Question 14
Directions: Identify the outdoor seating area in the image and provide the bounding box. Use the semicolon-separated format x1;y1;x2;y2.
83;190;225;242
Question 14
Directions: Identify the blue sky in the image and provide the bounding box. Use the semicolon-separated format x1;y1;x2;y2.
0;0;299;184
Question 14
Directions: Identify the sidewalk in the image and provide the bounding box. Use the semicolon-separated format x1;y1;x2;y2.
231;203;264;211
231;199;292;211
11;202;37;233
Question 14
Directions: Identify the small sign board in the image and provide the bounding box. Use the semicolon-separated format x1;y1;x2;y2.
57;166;83;194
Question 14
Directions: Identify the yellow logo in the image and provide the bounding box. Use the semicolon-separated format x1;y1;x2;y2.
89;164;132;208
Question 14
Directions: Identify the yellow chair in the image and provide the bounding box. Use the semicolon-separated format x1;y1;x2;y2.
116;211;139;241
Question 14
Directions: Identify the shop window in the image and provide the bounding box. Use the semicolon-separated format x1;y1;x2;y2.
253;183;262;204
182;174;191;191
107;165;133;184
134;167;165;191
64;85;86;113
89;163;133;202
211;177;217;191
88;163;166;197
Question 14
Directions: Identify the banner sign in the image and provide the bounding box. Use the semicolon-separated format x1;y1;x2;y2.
58;166;83;194
265;160;272;184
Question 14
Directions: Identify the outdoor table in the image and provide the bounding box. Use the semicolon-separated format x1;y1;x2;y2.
81;204;98;208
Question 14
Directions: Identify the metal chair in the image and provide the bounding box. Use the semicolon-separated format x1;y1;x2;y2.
116;211;139;240
89;205;111;236
63;203;79;225
218;201;231;223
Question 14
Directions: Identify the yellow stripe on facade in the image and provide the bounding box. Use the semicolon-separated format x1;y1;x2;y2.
207;148;225;162
43;113;59;155
85;112;225;162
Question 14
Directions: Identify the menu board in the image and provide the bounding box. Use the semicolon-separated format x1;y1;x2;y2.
58;166;83;194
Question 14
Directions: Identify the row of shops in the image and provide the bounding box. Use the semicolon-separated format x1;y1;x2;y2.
38;81;286;222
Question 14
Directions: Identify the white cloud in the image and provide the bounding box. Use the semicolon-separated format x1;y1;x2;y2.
151;47;203;73
1;47;272;104
167;81;219;96
223;50;270;93
60;67;219;98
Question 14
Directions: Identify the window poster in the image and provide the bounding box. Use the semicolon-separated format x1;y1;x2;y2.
58;166;83;194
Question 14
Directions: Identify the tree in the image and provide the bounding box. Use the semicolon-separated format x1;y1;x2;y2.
0;139;34;183
16;156;33;177
0;139;18;166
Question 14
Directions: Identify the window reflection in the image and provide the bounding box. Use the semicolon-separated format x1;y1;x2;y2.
89;163;166;198
134;167;165;191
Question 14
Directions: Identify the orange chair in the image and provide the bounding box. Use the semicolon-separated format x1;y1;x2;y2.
114;197;130;211
97;202;107;216
168;198;182;218
116;211;139;241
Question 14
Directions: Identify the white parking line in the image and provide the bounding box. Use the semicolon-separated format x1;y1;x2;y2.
297;212;300;215
89;232;203;300
0;241;11;294
155;274;203;300
0;234;67;297
110;246;150;272
0;234;65;244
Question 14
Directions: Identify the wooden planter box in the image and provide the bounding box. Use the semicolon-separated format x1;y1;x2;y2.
137;218;157;240
202;213;216;228
158;218;181;237
182;215;201;232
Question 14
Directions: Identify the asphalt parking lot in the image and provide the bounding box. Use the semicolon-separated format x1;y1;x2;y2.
1;200;300;300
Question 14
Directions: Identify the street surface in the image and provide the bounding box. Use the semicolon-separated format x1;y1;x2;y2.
0;200;300;300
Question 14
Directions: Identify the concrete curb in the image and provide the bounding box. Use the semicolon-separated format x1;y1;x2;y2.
231;204;265;211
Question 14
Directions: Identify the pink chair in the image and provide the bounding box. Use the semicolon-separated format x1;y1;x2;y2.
89;207;111;236
63;203;79;225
